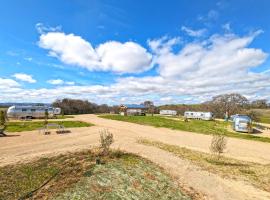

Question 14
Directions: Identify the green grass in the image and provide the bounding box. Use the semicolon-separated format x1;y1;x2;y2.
138;139;270;193
100;115;270;143
0;150;190;200
6;121;92;132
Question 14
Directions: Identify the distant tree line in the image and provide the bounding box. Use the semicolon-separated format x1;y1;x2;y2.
52;99;114;115
52;94;269;120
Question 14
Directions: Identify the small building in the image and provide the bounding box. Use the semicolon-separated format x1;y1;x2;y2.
184;111;213;121
119;104;147;116
160;110;177;116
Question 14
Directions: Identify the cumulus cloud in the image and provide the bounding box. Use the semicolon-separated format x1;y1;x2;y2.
47;79;74;85
181;26;207;37
38;31;152;73
1;29;269;105
12;73;36;83
0;78;20;89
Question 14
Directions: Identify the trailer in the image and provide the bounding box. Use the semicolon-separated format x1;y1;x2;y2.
159;110;177;116
231;115;252;133
184;111;213;120
7;105;61;119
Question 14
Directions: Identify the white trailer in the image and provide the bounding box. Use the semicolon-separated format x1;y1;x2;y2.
159;110;177;116
184;111;213;120
231;115;252;133
7;105;61;119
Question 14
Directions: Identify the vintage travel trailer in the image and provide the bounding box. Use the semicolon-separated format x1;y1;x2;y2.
231;115;252;133
159;110;177;116
7;105;61;119
119;104;147;116
184;111;213;120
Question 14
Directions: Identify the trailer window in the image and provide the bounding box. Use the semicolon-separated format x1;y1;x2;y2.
31;109;36;112
22;108;27;112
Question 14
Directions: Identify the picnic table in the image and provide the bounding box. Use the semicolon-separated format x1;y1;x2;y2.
38;123;70;134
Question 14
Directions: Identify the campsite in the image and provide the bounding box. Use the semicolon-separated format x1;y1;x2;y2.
1;97;270;199
1;0;270;199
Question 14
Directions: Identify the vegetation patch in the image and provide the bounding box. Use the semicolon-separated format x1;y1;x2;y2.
138;139;270;192
100;115;270;143
0;150;190;200
6;121;92;132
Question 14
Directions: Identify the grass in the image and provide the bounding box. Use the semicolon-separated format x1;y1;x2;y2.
100;115;270;143
6;121;92;132
0;150;190;200
138;139;270;193
251;109;270;124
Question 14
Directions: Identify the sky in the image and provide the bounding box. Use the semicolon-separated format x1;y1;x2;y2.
0;0;270;105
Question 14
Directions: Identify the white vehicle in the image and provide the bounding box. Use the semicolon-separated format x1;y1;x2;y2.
7;105;61;119
231;115;252;133
159;110;177;116
184;111;213;120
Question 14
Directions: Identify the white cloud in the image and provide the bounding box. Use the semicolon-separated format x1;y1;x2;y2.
38;32;152;74
0;78;20;89
1;29;269;105
96;41;152;73
47;79;75;85
47;79;64;85
12;73;36;83
181;26;207;37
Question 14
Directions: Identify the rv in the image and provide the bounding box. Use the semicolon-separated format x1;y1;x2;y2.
7;105;61;119
160;110;177;116
184;111;213;120
231;115;252;133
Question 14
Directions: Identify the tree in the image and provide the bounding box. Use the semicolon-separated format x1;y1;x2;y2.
209;93;248;118
0;111;7;136
143;101;155;116
250;99;268;109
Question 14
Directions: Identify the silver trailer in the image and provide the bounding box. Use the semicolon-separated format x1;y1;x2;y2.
184;111;213;120
160;110;177;116
7;105;61;119
231;115;252;133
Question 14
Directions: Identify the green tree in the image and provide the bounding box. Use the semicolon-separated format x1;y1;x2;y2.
0;111;7;136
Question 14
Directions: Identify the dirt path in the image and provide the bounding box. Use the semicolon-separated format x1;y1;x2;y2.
1;114;270;200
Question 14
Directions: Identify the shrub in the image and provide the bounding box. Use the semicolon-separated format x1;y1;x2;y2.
210;134;227;159
99;129;114;156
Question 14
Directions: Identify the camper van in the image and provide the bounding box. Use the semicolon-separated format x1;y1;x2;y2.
159;110;177;116
231;115;252;133
184;111;213;120
7;105;61;119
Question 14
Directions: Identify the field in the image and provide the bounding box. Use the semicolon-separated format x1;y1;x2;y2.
252;109;270;124
100;115;270;143
138;139;270;193
0;150;190;200
6;121;92;132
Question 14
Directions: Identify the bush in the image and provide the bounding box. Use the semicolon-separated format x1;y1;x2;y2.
210;134;227;159
99;129;114;156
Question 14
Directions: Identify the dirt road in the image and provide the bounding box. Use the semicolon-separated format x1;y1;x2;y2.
1;114;270;200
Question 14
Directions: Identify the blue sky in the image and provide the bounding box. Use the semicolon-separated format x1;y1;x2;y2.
0;0;270;104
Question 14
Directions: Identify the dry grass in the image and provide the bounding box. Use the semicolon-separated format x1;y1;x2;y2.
0;149;191;200
138;139;270;192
